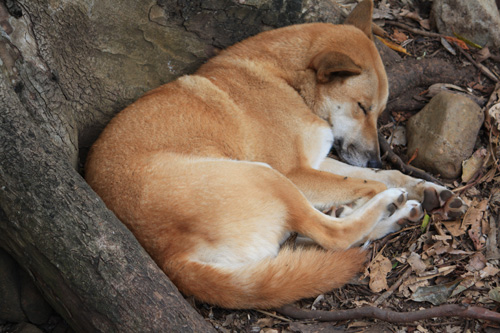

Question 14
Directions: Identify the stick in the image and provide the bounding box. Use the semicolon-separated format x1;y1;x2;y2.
276;303;500;323
456;46;499;83
378;133;443;185
386;21;442;39
256;309;291;322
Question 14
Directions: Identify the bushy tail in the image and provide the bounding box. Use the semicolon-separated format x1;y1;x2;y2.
166;247;367;309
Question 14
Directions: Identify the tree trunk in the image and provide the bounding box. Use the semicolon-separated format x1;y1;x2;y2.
0;70;215;331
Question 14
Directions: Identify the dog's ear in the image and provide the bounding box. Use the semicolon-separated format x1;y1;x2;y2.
345;0;373;39
310;51;362;84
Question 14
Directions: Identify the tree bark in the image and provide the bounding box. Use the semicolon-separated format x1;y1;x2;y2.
0;69;215;331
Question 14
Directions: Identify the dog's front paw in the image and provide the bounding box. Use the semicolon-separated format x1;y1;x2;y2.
368;197;423;241
421;184;467;219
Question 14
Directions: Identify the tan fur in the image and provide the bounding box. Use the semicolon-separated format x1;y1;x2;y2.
85;0;456;309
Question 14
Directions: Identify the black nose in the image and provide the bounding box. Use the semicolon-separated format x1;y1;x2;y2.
367;159;382;169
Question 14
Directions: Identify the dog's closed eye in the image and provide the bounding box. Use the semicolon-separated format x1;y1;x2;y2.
357;102;369;115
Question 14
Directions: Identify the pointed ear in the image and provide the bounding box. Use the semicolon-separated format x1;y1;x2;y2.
344;0;374;39
310;51;362;84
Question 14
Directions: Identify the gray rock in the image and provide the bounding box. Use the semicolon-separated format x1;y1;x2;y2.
432;0;500;49
0;249;27;323
406;91;484;179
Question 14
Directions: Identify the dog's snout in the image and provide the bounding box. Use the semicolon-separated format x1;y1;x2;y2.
367;159;382;169
333;138;344;152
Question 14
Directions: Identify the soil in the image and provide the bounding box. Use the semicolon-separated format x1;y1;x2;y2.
192;1;500;332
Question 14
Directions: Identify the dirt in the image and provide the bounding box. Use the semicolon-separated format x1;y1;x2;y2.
194;1;500;332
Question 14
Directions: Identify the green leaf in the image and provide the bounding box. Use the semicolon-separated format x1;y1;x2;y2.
421;214;430;233
453;32;483;49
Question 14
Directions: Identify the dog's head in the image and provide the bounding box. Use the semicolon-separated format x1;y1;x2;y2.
309;0;388;168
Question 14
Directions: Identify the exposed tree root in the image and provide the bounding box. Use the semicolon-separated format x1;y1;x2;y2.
276;303;500;323
378;132;443;184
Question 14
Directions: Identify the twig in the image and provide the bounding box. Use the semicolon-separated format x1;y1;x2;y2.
373;266;412;306
386;21;442;39
378;132;443;185
456;46;499;83
485;213;500;260
276;303;500;323
256;309;291;322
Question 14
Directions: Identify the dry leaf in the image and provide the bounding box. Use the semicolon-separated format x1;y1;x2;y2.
369;255;392;293
376;36;411;55
489;287;500;302
465;252;486;272
467;209;488;250
388;125;406;146
416;325;430;333
450;278;475;297
416;265;456;280
462;148;490;183
489;103;500;132
407;252;427;275
410;279;462;305
476;47;491;63
261;329;279;333
400;9;422;23
256;318;275;328
462;199;487;225
419;19;430;30
480;264;500;278
426;83;466;98
440;37;456;55
392;29;408;43
442;220;466;237
399;278;429;298
444;36;469;50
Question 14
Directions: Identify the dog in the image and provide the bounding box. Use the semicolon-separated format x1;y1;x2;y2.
85;0;465;309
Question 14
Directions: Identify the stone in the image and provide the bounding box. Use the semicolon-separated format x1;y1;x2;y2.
432;0;500;50
406;91;484;179
0;249;27;323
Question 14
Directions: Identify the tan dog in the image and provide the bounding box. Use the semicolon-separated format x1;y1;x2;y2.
86;0;465;309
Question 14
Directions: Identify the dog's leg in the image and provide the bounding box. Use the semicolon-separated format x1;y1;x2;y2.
285;168;388;211
285;187;422;249
319;157;467;218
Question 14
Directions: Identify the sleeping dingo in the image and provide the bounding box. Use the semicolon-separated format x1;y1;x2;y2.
86;0;465;309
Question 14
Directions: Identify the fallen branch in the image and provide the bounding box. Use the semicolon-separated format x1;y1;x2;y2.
276;303;500;323
378;132;443;185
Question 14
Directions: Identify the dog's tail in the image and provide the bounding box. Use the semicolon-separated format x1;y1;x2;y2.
166;246;366;309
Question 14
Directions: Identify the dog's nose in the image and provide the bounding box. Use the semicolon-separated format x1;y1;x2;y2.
367;159;382;169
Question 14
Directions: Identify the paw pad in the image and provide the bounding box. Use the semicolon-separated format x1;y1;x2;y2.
423;187;467;220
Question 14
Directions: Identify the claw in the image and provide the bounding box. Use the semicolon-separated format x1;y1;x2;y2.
387;203;397;216
397;192;405;204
